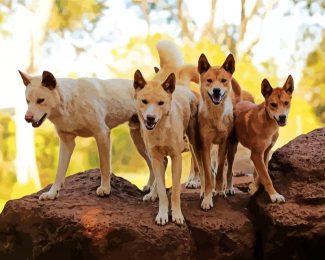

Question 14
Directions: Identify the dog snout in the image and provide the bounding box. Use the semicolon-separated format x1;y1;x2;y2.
213;88;221;95
25;115;34;123
279;115;286;122
146;115;156;123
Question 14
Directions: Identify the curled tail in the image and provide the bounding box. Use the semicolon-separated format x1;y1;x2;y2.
156;40;184;69
178;65;199;85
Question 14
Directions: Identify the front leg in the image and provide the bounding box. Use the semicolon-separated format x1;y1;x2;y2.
250;152;285;203
201;143;214;210
215;142;227;197
95;130;112;197
225;140;238;196
151;155;169;225
171;154;184;224
39;133;75;200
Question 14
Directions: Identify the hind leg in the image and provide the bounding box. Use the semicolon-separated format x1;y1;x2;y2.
129;118;154;192
185;145;201;189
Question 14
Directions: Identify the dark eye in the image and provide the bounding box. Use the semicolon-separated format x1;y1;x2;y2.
26;99;30;104
37;98;45;104
221;78;227;83
284;101;289;106
158;101;164;106
271;102;277;108
142;99;148;104
207;79;213;83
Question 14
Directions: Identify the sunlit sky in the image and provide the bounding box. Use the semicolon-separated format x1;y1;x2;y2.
1;0;324;109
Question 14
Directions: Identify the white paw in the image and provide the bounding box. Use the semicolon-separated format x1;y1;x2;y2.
142;185;151;193
155;210;169;225
248;182;259;195
172;210;184;225
225;188;235;196
96;185;111;197
201;193;213;210
185;176;201;189
215;188;227;198
270;193;285;203
39;189;59;200
143;191;158;202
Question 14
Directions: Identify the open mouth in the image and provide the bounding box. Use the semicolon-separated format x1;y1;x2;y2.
208;92;226;105
144;120;157;130
274;116;286;127
32;113;47;128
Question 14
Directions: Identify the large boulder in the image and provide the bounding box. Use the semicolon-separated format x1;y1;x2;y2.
1;128;324;259
0;170;254;259
251;128;325;259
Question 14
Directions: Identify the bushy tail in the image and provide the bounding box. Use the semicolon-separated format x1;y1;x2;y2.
178;65;200;86
156;40;184;69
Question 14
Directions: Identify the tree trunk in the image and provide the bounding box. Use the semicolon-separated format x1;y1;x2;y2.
15;0;54;188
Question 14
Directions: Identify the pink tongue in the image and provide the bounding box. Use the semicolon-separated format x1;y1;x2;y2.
213;96;221;103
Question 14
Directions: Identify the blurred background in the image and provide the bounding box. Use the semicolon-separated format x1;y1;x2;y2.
0;0;324;212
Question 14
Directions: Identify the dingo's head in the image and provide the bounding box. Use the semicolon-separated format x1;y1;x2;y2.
262;75;294;127
133;69;175;130
18;70;60;127
198;53;235;105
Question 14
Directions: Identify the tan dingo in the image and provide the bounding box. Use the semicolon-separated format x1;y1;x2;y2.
233;76;294;203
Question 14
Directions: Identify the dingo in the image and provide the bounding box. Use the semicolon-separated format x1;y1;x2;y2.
18;71;154;200
134;41;200;225
233;75;294;203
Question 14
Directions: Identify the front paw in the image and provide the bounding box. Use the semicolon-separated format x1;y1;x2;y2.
172;209;184;225
96;185;111;197
39;189;59;200
201;192;213;210
270;193;285;203
142;185;151;193
143;191;158;202
215;188;227;198
155;210;169;225
225;188;235;196
248;182;259;195
185;176;201;189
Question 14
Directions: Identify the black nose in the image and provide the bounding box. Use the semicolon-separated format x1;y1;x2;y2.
146;115;156;122
213;88;221;95
279;115;286;122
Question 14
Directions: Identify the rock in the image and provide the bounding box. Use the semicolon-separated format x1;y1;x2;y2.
0;169;254;259
251;128;325;259
1;128;324;259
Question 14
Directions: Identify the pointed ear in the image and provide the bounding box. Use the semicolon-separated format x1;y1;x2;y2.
154;67;159;73
134;70;146;90
42;71;56;90
222;54;235;74
261;79;273;98
198;54;211;74
283;75;294;95
162;73;176;94
18;70;31;87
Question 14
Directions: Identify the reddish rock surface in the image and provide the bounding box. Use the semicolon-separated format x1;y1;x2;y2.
0;128;324;259
0;170;254;259
251;127;325;259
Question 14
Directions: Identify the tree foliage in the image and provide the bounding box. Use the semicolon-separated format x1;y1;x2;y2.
299;33;325;123
49;0;106;32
